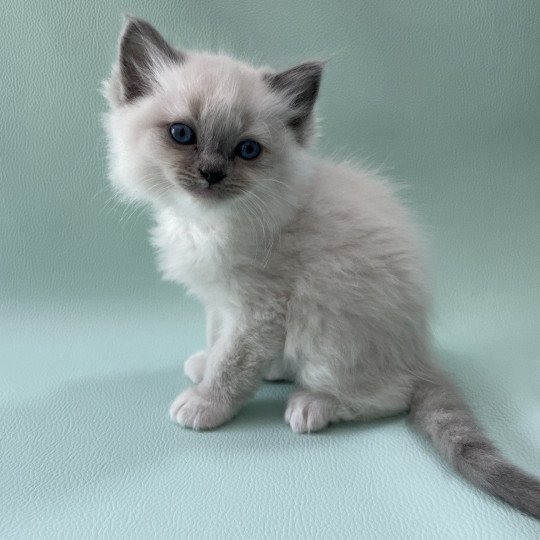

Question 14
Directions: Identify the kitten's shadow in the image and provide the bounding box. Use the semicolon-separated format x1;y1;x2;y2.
1;365;401;510
0;369;298;512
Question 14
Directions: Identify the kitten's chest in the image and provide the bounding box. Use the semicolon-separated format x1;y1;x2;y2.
151;215;250;300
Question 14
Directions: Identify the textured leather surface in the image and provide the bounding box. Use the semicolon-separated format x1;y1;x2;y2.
1;304;539;538
1;1;539;538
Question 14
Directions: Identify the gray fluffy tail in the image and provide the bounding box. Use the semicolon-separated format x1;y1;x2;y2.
410;372;540;519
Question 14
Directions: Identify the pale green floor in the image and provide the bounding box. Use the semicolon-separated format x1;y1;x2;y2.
1;293;539;538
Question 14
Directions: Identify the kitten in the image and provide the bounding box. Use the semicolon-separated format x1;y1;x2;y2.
103;17;540;518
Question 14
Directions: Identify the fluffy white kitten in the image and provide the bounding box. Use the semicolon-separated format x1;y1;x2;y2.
104;17;540;517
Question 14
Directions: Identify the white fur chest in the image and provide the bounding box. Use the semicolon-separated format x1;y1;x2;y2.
150;210;244;305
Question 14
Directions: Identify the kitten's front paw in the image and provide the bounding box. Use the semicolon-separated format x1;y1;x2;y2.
169;387;233;430
183;350;207;383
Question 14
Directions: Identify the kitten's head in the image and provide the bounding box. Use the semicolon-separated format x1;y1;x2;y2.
103;17;323;220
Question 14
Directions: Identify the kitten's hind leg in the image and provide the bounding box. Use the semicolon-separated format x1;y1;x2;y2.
183;309;221;383
285;390;339;433
285;385;412;433
264;356;293;382
184;351;207;383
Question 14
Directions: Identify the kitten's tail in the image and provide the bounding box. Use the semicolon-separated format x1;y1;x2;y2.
410;372;540;518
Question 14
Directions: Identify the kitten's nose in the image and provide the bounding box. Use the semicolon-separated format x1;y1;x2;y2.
198;168;227;186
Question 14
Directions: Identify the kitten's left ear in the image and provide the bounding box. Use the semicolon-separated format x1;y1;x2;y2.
106;16;184;105
264;61;324;144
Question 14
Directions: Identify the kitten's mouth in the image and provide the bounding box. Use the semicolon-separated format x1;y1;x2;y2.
181;180;242;202
184;184;224;201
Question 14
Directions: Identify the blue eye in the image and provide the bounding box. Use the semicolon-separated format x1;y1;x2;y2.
236;140;261;160
170;123;196;144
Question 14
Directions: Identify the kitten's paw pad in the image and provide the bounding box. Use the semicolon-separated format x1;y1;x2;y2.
169;387;232;430
285;391;338;433
183;350;207;383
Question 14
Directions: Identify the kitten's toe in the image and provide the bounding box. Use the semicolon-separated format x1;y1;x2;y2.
169;387;233;430
285;391;338;433
183;350;207;383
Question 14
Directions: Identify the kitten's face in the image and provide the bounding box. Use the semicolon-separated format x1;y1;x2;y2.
104;18;322;217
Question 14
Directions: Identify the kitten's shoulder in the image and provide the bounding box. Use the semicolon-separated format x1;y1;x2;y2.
310;158;406;214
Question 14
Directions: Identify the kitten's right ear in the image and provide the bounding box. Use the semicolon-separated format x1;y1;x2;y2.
109;16;183;104
264;61;324;144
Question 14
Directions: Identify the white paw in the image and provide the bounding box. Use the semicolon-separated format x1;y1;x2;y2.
285;391;338;433
183;350;207;383
169;387;232;430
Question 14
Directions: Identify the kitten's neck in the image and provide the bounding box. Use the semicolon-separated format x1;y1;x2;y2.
154;193;294;252
158;161;316;241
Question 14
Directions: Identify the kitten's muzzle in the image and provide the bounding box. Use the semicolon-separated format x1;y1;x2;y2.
198;168;227;186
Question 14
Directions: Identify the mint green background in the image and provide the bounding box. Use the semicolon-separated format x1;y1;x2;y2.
1;1;539;538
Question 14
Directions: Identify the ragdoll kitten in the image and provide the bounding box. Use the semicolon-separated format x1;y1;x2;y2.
104;17;540;517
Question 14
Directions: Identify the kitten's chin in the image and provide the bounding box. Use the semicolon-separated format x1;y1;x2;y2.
189;187;221;200
182;184;238;205
168;185;232;218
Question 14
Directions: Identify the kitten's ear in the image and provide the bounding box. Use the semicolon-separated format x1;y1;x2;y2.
111;16;183;104
264;61;324;144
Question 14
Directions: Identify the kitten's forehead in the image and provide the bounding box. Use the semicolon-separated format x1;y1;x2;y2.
156;52;278;148
163;54;264;117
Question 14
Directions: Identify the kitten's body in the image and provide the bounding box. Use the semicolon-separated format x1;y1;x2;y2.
105;17;540;518
153;160;428;423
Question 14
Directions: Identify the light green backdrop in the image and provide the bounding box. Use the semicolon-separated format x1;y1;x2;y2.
1;1;539;538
